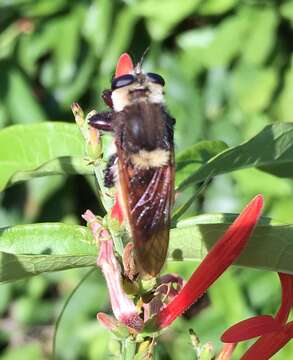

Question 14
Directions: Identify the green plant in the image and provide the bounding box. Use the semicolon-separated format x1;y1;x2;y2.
1;1;293;359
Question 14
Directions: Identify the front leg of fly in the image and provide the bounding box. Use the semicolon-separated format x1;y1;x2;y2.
88;111;118;187
104;154;118;188
88;111;115;132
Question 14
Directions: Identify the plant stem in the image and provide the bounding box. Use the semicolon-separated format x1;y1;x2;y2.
121;338;136;360
72;104;124;255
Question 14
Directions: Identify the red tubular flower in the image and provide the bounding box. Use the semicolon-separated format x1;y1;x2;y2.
83;210;143;332
156;195;264;329
111;194;124;224
216;343;237;360
275;273;293;324
240;322;293;360
222;272;293;359
221;315;282;343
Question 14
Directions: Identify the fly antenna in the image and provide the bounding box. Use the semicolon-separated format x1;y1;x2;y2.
135;46;150;74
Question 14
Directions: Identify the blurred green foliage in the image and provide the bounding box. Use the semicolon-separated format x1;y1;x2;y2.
0;0;293;359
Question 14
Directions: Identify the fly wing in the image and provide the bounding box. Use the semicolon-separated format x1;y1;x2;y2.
117;150;174;276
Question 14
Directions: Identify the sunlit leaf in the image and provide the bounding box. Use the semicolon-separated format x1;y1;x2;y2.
198;0;237;15
18;20;58;76
0;23;21;60
178;123;293;190
281;1;293;26
82;0;113;55
6;68;47;123
23;0;67;17
175;140;228;187
276;62;293;122
0;222;97;282
232;64;277;113
171;213;293;275
241;8;278;65
54;50;96;107
52;5;84;85
134;0;200;41
1;214;293;282
100;7;138;74
0;122;91;191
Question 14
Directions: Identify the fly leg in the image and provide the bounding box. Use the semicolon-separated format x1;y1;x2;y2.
104;154;117;188
101;89;113;109
88;111;114;132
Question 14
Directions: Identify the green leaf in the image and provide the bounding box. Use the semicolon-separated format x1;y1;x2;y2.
0;223;97;282
177;123;293;191
281;1;293;26
209;270;248;323
1;214;293;283
0;122;91;191
1;343;44;360
204;67;228;120
18;20;58;76
232;64;277;113
0;23;20;60
175;140;228;188
100;7;138;74
10;156;90;186
201;13;250;67
176;27;215;52
134;0;200;41
276;59;293;122
170;214;293;275
82;0;113;55
6;68;47;123
52;5;84;85
240;8;278;65
54;49;96;107
23;0;67;17
198;0;237;15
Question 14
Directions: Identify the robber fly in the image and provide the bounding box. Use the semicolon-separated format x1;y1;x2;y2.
89;53;175;277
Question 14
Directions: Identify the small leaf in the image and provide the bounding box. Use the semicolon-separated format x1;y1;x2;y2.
18;20;58;76
82;0;113;55
10;156;90;187
0;122;91;191
54;50;96;107
198;0;237;15
281;1;293;26
52;5;84;85
276;61;293;122
232;64;277;113
0;23;20;60
177;123;293;191
0;252;96;283
0;222;97;282
175;140;228;187
23;0;67;17
0;223;95;255
241;8;278;65
203;13;250;67
133;0;200;41
171;213;293;275
100;7;138;74
6;68;47;123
